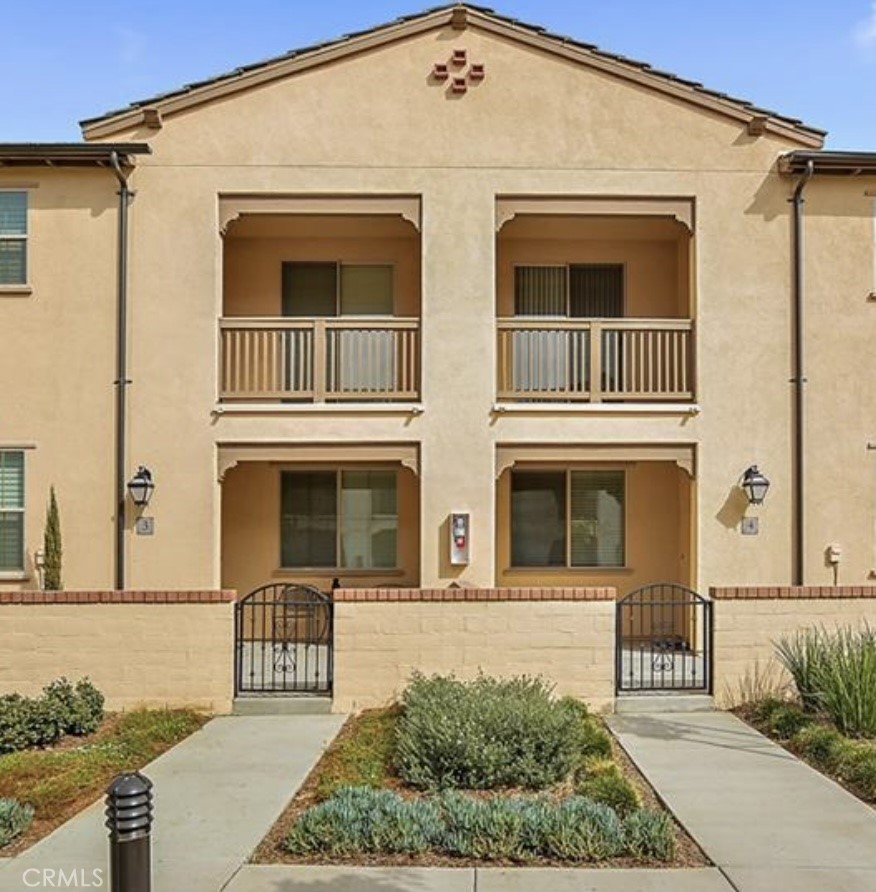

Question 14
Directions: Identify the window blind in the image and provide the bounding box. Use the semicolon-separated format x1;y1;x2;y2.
570;470;625;567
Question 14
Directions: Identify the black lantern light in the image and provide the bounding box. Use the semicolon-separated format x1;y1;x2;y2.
741;465;770;505
127;467;155;508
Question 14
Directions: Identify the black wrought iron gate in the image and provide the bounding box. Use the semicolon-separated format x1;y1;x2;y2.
235;583;333;695
616;583;712;694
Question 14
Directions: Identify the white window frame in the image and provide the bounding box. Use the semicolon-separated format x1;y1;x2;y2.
0;189;28;289
0;449;25;575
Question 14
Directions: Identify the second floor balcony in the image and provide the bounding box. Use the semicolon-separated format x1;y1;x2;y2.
496;317;694;403
220;317;421;402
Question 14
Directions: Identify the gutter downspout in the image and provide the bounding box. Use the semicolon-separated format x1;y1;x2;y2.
110;151;133;590
791;159;814;586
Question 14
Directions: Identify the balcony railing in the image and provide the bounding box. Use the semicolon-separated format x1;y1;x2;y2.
497;318;694;402
220;317;420;402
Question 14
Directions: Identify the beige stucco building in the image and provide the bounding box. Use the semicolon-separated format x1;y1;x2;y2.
2;3;875;612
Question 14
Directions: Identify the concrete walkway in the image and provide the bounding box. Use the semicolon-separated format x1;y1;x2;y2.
0;713;345;892
609;711;876;892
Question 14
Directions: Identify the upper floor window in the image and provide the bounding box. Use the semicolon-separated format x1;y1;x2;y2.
514;264;623;317
282;262;393;316
510;469;625;568
280;469;398;569
0;191;27;286
0;450;25;572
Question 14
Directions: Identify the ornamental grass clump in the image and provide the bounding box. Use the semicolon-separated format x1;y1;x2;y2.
0;798;34;848
775;625;876;737
575;758;641;816
395;673;601;791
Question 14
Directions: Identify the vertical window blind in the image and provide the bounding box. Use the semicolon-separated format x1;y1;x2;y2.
0;451;24;572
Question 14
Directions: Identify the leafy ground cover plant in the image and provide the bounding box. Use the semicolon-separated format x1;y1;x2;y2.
285;786;675;863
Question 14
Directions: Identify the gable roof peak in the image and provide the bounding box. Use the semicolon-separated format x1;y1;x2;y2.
80;4;824;147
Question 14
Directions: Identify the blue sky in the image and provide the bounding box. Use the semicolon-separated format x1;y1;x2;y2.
3;1;875;148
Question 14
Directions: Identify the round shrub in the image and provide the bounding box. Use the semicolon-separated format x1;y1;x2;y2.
43;678;105;737
767;704;812;740
792;724;847;771
0;798;34;849
0;694;63;753
835;744;876;800
576;759;641;816
396;673;597;791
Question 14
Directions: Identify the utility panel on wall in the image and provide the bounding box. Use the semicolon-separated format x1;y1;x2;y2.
450;512;470;565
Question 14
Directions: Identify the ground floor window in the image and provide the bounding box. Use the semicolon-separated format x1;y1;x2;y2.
280;469;397;569
0;450;24;572
510;469;625;568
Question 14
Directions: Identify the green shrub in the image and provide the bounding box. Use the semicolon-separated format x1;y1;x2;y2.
575;759;641;816
749;696;788;726
0;694;64;753
285;787;676;863
0;678;104;754
43;678;104;737
396;673;595;791
767;704;812;740
792;724;847;772
623;808;677;861
0;798;34;848
775;626;876;736
835;742;876;800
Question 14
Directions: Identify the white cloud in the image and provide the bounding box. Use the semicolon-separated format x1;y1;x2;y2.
855;2;876;46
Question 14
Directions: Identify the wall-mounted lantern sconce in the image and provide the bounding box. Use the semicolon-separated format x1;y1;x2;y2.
741;465;770;505
127;466;155;508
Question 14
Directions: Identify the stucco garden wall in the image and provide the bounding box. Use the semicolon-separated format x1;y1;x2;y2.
711;586;876;707
332;586;617;713
0;591;235;713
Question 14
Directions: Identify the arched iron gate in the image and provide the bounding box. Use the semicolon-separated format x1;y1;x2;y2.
616;583;712;694
235;583;333;695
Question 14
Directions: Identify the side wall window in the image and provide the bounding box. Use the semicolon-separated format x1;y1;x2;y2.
0;191;27;286
0;450;25;572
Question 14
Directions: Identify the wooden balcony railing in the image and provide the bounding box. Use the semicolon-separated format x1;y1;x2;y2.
497;318;694;402
220;317;420;402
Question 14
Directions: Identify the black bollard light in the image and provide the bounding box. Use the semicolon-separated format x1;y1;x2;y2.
105;772;153;892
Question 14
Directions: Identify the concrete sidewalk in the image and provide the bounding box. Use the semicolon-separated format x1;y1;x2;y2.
0;713;345;892
609;711;876;892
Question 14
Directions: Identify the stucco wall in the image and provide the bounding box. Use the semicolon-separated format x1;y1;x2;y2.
1;16;874;597
332;586;617;713
711;587;876;707
0;592;235;713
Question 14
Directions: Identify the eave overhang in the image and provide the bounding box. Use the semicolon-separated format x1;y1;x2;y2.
780;150;876;176
0;143;151;168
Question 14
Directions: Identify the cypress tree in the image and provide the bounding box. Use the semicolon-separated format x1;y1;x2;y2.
44;487;62;591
